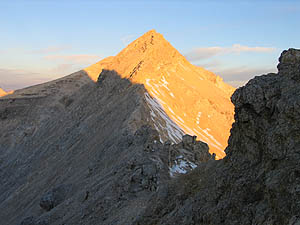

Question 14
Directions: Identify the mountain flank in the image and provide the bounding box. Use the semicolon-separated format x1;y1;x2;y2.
0;67;213;225
85;29;235;158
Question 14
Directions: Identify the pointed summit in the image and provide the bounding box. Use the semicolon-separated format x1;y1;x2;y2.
105;29;184;82
137;29;159;41
84;29;180;81
144;29;157;35
122;29;167;53
85;30;235;158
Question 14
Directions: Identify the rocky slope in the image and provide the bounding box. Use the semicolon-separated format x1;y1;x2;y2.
0;87;7;97
134;49;300;225
0;68;211;225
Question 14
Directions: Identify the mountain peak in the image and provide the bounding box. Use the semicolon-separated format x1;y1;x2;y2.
143;29;158;37
117;29;174;59
134;29;163;45
135;29;168;47
105;30;186;82
84;31;235;158
83;30;175;81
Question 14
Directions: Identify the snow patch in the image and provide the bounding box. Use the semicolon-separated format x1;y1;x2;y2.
175;115;185;123
193;127;223;151
179;61;190;71
168;106;175;115
196;112;202;124
169;155;197;177
160;76;170;91
144;92;184;143
197;112;202;119
161;76;169;85
201;128;222;147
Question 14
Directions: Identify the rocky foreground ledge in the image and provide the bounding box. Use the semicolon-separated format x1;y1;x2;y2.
134;49;300;225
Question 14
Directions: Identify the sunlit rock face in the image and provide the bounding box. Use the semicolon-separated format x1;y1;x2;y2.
85;30;235;158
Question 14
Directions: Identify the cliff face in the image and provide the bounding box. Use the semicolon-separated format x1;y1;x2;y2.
136;49;300;225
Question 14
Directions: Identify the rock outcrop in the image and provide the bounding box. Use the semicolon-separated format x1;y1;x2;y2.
134;49;300;225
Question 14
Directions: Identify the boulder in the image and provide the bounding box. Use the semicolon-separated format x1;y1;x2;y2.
39;184;72;211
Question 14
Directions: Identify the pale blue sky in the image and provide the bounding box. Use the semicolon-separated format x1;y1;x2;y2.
0;0;299;90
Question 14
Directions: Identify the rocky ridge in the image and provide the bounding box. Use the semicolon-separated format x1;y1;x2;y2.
0;66;211;225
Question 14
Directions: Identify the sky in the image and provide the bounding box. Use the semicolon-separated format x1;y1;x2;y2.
0;0;299;91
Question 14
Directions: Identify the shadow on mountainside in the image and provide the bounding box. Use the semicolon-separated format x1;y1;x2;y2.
0;69;213;225
0;68;188;148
